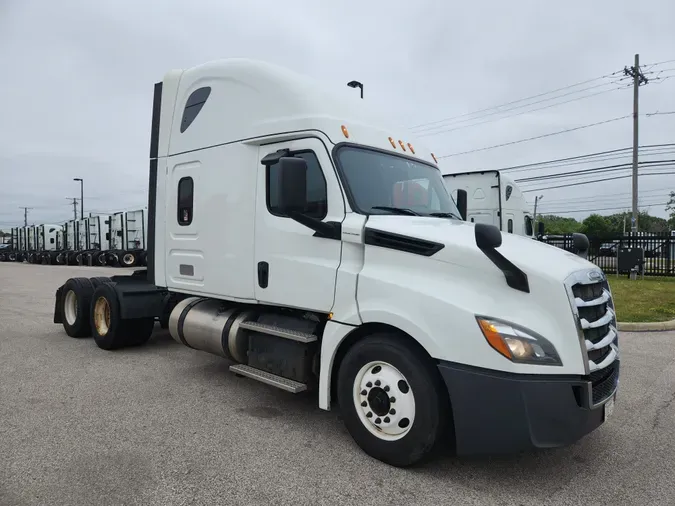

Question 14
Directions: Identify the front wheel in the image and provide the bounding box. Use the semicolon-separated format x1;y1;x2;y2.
337;333;450;468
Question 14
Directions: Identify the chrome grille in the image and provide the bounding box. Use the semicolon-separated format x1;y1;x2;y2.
564;268;619;406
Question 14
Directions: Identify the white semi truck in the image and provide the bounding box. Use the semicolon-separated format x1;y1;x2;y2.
52;59;619;467
443;170;539;238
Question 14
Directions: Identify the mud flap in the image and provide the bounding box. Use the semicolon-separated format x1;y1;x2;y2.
53;285;64;324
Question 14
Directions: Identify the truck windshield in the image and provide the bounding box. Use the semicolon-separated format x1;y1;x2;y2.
335;146;461;219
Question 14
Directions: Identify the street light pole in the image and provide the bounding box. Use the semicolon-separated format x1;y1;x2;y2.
347;80;364;99
73;178;83;219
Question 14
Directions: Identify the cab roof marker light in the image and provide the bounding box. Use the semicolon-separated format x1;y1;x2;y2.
388;137;397;149
341;125;349;138
407;143;415;154
398;140;407;151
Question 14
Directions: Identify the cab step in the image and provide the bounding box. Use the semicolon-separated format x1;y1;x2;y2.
238;321;317;343
229;364;307;393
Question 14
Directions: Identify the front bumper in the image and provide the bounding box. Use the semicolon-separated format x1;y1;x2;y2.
438;360;619;456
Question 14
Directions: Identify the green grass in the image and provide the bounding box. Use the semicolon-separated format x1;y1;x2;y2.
607;276;675;323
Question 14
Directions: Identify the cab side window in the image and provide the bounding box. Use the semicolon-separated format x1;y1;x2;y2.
507;219;513;233
267;151;327;220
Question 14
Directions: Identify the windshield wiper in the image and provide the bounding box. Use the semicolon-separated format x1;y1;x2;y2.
428;211;463;220
370;206;421;216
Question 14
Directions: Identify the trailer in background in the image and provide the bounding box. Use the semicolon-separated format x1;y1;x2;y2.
106;209;147;267
36;224;61;264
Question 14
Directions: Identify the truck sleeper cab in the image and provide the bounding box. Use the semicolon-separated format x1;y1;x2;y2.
52;59;619;468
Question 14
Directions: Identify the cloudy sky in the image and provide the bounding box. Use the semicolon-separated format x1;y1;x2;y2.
1;0;674;231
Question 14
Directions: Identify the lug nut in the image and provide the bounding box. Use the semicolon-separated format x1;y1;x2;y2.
375;380;381;386
390;397;396;403
366;412;372;418
384;385;390;392
375;418;381;424
361;389;367;396
366;382;372;388
389;409;396;415
361;401;367;407
384;417;390;423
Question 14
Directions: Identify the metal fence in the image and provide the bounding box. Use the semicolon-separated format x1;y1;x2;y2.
541;232;675;277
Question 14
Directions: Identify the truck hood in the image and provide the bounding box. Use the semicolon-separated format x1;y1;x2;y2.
366;215;594;282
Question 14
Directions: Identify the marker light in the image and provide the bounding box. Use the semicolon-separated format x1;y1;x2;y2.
388;137;397;148
431;153;438;163
341;125;349;138
398;140;407;151
476;316;562;366
407;143;415;154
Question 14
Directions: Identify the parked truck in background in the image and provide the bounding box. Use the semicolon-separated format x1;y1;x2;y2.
51;58;619;467
443;170;539;238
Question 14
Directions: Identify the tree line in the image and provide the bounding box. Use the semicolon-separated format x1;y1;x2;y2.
540;191;675;237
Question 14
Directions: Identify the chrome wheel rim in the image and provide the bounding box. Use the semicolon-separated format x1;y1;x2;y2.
353;361;416;441
63;290;78;326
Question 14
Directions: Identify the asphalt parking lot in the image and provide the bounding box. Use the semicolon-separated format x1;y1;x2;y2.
1;263;674;506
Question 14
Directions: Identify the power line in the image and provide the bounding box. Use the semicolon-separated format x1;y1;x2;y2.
538;202;670;215
413;79;631;137
521;171;675;192
496;143;675;172
539;194;668;212
438;115;631;159
437;110;672;159
409;69;623;130
514;159;675;183
534;188;669;205
504;148;675;173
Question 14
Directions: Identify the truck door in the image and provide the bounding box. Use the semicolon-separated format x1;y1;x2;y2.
254;138;344;312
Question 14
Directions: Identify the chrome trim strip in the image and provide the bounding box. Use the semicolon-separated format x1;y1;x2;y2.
574;289;610;307
586;326;617;351
580;308;615;329
589;345;618;372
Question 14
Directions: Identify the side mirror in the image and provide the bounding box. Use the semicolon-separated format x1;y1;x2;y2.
537;221;545;236
572;232;590;260
456;189;468;221
276;157;308;216
475;223;502;250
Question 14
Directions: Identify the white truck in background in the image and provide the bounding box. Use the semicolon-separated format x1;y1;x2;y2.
443;170;541;238
51;58;619;467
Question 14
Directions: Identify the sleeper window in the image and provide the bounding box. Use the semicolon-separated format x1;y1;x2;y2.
507;219;514;233
267;152;327;220
177;177;194;226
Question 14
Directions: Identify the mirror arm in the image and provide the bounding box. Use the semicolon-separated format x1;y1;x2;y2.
288;211;341;240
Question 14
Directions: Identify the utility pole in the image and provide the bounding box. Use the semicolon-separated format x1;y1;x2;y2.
624;54;649;232
533;195;543;230
19;207;32;226
66;198;79;221
73;178;84;219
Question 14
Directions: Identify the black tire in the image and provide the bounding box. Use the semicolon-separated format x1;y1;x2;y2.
139;251;148;266
118;250;138;268
89;276;112;289
336;333;450;468
90;282;155;350
106;251;119;267
0;253;6;262
8;252;17;262
92;251;107;266
55;252;67;265
60;277;95;338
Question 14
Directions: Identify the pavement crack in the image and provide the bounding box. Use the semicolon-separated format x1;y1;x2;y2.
652;388;675;430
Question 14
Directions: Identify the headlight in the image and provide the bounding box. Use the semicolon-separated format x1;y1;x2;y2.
475;316;562;366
